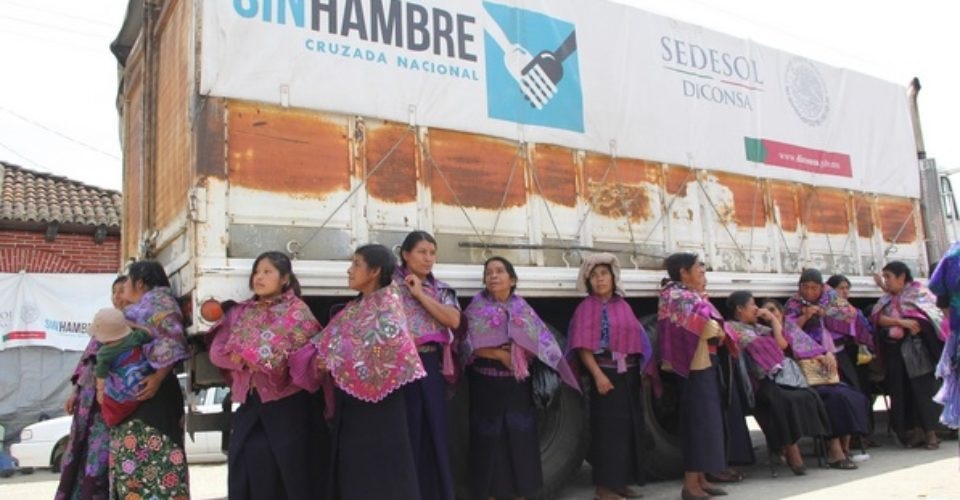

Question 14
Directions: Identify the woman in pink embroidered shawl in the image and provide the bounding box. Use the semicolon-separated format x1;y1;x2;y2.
870;261;946;449
462;256;578;500
290;244;426;500
567;253;652;500
208;251;328;499
393;230;460;500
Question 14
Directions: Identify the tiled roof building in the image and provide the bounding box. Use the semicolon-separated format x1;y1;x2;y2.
0;162;121;273
0;161;122;228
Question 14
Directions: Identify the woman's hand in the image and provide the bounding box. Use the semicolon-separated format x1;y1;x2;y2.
315;356;328;375
137;367;171;401
901;319;921;336
64;391;77;415
404;273;424;299
595;372;615;395
821;353;837;374
497;345;513;371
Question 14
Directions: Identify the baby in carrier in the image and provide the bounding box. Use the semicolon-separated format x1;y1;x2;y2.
89;308;153;426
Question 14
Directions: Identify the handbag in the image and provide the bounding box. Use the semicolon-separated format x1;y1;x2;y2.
900;335;934;378
773;358;809;389
797;356;840;386
530;361;561;409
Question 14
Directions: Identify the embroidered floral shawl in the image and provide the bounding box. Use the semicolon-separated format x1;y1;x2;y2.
782;319;828;359
218;290;320;374
657;281;737;378
872;280;948;342
567;294;653;373
931;241;960;428
462;292;579;390
727;321;784;378
314;284;426;403
123;287;188;369
394;267;460;381
785;284;873;349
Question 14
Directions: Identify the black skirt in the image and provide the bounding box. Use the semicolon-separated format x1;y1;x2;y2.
403;350;455;500
881;322;945;435
589;365;648;490
753;379;831;450
814;383;870;438
229;389;329;500
677;359;727;473
331;388;420;500
468;361;543;500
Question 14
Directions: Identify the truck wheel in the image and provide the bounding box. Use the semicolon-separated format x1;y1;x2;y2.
639;313;684;479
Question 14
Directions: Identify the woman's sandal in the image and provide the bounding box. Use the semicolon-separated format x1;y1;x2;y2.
828;458;858;470
615;487;644;498
705;468;744;483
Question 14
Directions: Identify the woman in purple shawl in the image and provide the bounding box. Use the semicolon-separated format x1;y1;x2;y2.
870;261;945;449
393;231;460;500
785;269;873;392
727;292;831;475
657;253;730;500
462;256;578;500
55;276;128;500
114;260;190;499
568;253;652;500
762;299;867;470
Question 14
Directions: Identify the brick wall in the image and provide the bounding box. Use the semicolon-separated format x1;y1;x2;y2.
0;229;121;273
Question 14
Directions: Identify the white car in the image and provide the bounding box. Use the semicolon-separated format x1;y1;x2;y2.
11;384;231;471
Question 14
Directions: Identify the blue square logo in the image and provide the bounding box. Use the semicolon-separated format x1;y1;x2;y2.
483;2;584;133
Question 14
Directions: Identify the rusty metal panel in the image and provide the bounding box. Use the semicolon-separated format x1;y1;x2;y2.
713;172;765;227
427;129;524;210
530;145;576;208
363;120;417;204
196;97;227;179
663;165;692;199
854;194;875;238
154;0;192;229
768;181;799;232
582;155;659;223
227;102;351;195
122;73;144;261
877;196;917;243
800;187;849;235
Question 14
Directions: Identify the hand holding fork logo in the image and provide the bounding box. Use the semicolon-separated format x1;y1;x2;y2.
482;2;584;133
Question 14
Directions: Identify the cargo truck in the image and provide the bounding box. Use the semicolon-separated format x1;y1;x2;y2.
110;0;956;493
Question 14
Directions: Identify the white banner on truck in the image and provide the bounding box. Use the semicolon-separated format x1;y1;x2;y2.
0;273;117;351
200;0;919;197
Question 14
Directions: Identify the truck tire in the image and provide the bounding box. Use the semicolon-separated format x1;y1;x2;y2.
50;438;67;473
639;313;684;479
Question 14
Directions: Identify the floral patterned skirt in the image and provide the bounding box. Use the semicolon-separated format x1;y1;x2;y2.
109;419;190;499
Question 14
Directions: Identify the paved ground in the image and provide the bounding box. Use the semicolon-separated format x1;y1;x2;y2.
3;417;959;499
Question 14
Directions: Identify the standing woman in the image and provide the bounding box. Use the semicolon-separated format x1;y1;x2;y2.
930;242;960;430
115;261;190;499
462;256;579;500
567;253;652;500
55;276;129;500
208;251;327;499
394;230;461;500
871;261;946;449
657;253;729;500
293;244;426;499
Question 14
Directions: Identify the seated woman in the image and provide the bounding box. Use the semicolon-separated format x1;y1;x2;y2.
871;261;946;449
461;256;579;500
726;292;830;475
763;299;869;469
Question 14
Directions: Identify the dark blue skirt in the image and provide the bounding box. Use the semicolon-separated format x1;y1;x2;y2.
677;360;727;473
403;349;455;500
468;360;543;499
589;365;647;489
332;388;420;500
229;389;329;500
814;383;870;438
